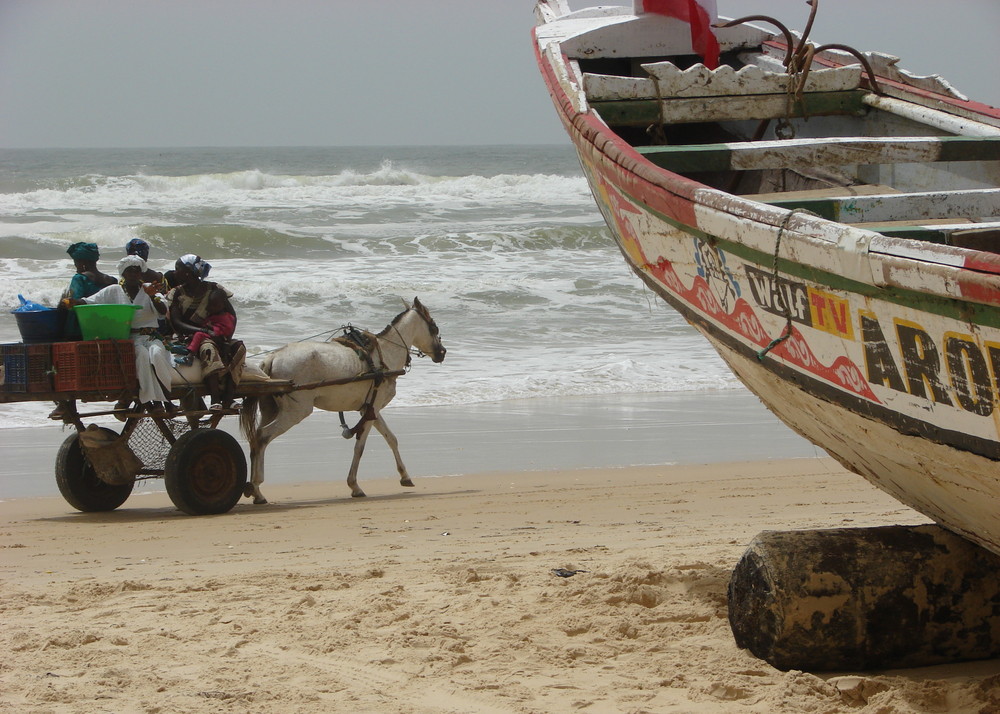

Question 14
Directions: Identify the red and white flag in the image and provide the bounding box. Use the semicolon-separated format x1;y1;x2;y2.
638;0;721;69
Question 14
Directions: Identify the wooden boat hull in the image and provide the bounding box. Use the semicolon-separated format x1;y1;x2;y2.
534;4;1000;554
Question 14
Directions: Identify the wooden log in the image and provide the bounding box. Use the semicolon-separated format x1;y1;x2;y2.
728;524;1000;671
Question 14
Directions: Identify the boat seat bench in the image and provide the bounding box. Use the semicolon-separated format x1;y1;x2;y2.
861;222;1000;248
636;135;1000;173
760;188;1000;223
590;90;866;125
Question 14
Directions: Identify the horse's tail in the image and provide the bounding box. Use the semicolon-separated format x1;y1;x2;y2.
241;353;279;448
239;396;260;448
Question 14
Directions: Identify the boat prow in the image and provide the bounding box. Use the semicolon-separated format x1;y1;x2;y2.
534;1;1000;556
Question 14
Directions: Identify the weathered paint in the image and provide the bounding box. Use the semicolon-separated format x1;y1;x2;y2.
534;4;1000;555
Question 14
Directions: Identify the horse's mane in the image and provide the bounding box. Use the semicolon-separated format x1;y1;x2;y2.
377;300;437;338
377;307;410;338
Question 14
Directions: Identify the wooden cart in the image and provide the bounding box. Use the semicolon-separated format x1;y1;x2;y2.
1;380;293;516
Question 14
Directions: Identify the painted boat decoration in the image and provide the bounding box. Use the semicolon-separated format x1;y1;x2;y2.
533;1;1000;554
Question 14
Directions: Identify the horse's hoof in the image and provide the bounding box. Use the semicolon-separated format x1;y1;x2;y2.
400;479;414;488
352;491;367;498
253;496;268;505
243;484;255;498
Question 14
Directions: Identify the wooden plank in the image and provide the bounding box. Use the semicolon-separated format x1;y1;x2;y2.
763;188;1000;223
583;64;861;101
636;135;1000;173
861;221;1000;246
746;185;900;202
591;90;866;126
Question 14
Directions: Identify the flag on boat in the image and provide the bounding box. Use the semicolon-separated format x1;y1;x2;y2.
638;0;720;69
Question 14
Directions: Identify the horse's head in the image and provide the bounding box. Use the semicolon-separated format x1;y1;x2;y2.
410;297;447;363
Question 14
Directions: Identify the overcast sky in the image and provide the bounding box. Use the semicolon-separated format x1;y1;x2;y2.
1;0;997;149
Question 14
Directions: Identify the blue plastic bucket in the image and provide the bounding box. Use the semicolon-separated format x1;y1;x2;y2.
12;308;64;343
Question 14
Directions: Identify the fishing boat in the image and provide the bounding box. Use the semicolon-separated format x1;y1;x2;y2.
533;1;1000;555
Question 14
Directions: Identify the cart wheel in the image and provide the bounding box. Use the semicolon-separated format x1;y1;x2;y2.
55;428;134;512
164;429;247;515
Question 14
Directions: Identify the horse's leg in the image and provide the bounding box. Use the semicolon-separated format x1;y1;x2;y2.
248;394;312;505
347;419;376;498
372;415;413;488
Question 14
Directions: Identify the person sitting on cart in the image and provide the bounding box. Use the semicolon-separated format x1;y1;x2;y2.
125;237;172;336
178;287;236;363
49;242;120;419
62;241;117;340
125;237;165;286
167;254;245;411
64;255;177;417
66;242;117;299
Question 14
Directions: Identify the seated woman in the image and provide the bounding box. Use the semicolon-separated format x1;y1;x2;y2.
167;254;244;410
66;241;117;299
63;242;117;340
65;255;176;416
125;237;172;336
125;238;164;286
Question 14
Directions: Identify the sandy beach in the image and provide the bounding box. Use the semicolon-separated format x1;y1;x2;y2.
2;394;1000;712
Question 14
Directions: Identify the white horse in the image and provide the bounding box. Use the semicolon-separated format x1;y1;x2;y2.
239;298;446;503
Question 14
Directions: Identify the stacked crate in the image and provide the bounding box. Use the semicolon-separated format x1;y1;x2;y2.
0;343;54;393
52;340;136;392
0;340;136;394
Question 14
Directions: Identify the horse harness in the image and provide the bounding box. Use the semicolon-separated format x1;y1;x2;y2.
332;326;410;439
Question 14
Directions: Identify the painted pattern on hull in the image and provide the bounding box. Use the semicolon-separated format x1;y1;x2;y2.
582;154;1000;457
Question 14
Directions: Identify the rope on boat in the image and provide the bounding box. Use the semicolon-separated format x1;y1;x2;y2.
646;75;669;145
756;208;816;361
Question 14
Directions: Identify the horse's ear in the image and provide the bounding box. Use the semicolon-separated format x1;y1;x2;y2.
401;298;411;310
413;296;423;310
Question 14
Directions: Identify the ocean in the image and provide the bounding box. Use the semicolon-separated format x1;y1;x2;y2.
0;145;741;428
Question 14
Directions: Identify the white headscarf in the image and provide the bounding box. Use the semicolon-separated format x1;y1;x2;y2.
178;253;211;279
117;255;146;276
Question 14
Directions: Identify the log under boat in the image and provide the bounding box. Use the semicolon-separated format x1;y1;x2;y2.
534;1;1000;555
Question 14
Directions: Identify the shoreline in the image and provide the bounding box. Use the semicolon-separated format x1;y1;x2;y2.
0;389;820;501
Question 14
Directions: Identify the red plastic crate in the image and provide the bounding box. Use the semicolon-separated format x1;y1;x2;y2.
26;343;52;392
52;340;137;393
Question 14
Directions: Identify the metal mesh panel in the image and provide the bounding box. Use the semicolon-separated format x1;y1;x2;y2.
127;419;192;471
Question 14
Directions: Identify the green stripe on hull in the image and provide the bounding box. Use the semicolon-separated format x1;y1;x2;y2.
608;184;1000;329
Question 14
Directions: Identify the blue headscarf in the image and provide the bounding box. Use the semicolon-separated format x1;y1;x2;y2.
125;238;150;261
67;242;100;262
176;253;211;279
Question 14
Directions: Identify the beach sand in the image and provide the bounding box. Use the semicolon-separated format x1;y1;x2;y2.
2;394;1000;712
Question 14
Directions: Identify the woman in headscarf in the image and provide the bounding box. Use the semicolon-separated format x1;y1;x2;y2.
126;237;171;336
125;238;164;286
65;255;176;415
62;242;117;340
168;254;244;410
65;242;116;299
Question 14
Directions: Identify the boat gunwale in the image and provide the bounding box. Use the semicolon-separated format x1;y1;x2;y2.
532;26;1000;306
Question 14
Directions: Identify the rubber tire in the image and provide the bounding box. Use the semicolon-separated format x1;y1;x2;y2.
164;429;247;515
55;428;134;512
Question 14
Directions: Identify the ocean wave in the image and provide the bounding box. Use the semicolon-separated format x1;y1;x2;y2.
0;162;591;206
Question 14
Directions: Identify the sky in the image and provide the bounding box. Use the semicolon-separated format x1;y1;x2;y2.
1;0;997;149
